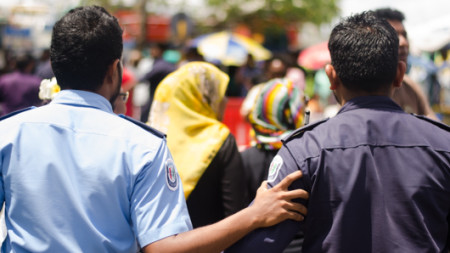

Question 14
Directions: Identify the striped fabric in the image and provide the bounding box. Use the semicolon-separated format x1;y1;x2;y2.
248;78;305;150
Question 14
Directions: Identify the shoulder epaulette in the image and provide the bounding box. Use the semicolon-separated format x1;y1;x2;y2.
119;114;166;138
282;118;329;143
0;106;36;122
412;114;450;132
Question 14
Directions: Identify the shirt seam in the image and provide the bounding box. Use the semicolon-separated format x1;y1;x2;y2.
296;143;450;163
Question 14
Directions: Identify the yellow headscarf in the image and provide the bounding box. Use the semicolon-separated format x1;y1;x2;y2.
148;62;230;199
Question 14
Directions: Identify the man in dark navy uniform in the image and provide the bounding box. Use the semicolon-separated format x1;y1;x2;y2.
227;11;450;253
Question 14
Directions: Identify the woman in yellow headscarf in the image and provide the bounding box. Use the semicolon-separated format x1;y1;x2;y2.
148;62;246;228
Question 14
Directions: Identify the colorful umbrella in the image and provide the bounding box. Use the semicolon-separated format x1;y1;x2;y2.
194;31;272;66
297;41;331;70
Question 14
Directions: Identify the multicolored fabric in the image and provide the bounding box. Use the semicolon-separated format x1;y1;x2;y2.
248;78;304;150
149;62;230;199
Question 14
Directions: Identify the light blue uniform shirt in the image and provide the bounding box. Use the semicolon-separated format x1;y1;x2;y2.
0;90;192;252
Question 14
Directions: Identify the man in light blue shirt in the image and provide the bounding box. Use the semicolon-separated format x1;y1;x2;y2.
0;6;308;252
0;89;192;252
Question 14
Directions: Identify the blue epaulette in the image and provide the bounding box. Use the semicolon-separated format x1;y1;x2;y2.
282;118;329;143
412;114;450;132
0;106;36;122
118;114;166;138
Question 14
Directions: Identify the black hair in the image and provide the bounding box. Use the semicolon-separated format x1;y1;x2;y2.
328;11;399;92
50;6;123;91
373;8;405;22
15;53;35;73
150;42;169;51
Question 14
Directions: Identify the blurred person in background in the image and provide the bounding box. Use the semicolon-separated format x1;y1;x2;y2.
240;56;289;120
374;8;439;120
241;77;305;202
125;49;147;80
149;61;247;228
310;68;342;122
266;55;290;80
0;50;17;77
123;49;149;119
178;45;205;67
120;66;137;118
234;54;265;96
35;49;54;80
241;77;306;252
0;53;42;116
139;43;177;123
286;64;306;92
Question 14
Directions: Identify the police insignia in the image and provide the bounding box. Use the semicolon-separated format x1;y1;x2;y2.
165;159;179;191
268;155;283;182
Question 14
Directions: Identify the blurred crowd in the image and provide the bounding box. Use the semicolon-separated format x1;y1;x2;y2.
1;32;449;123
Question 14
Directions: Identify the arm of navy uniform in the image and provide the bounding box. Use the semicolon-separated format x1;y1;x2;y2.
225;147;306;253
416;113;450;251
225;119;326;253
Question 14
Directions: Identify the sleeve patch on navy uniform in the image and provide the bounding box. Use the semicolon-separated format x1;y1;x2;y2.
165;159;179;191
267;155;283;183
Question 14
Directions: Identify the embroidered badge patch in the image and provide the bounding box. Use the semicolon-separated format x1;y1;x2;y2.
267;155;283;183
165;159;179;191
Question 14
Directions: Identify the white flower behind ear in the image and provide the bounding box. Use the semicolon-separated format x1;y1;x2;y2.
39;77;60;100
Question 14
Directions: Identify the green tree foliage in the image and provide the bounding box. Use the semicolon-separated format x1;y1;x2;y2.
78;0;137;12
206;0;340;32
79;0;117;12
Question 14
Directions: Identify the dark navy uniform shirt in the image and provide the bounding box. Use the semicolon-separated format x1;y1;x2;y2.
227;96;450;253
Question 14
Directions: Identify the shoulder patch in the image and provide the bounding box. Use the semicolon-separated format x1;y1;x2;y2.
0;106;36;122
165;159;179;191
412;114;450;132
119;114;166;138
283;118;329;143
267;155;283;183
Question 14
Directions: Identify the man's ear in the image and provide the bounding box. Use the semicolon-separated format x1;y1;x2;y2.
393;61;406;88
106;59;121;84
325;64;339;90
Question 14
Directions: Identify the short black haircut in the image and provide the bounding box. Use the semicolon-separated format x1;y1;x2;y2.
373;8;405;22
50;6;123;91
328;11;399;92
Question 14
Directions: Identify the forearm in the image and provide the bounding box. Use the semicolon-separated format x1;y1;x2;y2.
144;206;260;253
144;170;308;253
